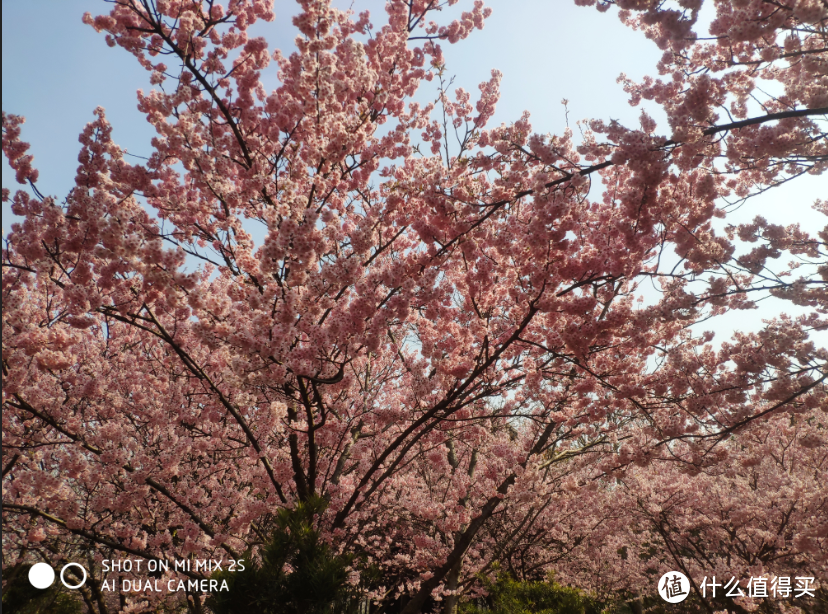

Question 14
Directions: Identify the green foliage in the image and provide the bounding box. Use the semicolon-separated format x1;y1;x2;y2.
1;563;84;614
206;497;361;614
459;571;601;614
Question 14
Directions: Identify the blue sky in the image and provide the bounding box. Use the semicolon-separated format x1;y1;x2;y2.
3;0;825;346
2;1;667;201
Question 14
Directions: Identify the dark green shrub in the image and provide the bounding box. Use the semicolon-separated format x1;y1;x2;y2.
206;497;360;614
1;563;84;614
459;570;600;614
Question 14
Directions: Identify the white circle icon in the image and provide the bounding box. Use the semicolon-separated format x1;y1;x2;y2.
60;563;87;589
28;562;55;589
659;571;690;603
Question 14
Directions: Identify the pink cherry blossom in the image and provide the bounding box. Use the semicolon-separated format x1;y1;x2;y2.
3;1;826;612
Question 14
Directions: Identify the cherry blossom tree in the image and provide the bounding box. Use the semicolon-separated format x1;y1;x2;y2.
2;0;826;612
533;405;827;614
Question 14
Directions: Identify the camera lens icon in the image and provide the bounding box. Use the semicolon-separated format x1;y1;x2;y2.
28;563;55;589
28;562;87;590
61;563;87;589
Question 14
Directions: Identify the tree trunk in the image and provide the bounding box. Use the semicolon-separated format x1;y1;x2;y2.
627;591;643;614
441;558;463;614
